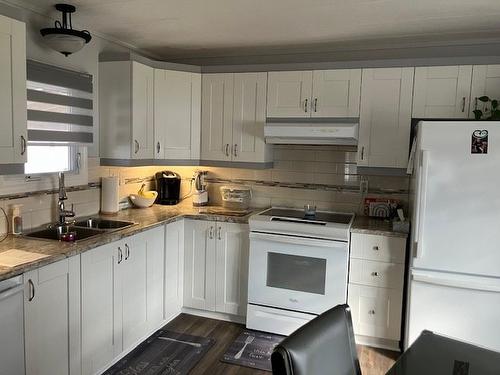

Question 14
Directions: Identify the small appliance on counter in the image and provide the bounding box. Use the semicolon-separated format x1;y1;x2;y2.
220;185;252;211
155;171;181;205
192;170;208;206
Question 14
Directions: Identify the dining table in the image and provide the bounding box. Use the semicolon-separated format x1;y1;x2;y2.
386;330;500;375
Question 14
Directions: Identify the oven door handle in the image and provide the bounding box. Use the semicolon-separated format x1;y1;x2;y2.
250;231;345;248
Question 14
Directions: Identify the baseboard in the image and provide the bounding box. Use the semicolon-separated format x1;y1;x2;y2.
181;307;246;324
355;334;401;352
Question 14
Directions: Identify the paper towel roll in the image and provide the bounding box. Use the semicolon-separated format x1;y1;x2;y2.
101;176;119;214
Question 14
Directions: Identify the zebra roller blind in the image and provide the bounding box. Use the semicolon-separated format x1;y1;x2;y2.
26;60;93;144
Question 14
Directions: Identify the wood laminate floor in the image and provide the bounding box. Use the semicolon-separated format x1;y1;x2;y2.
164;313;400;375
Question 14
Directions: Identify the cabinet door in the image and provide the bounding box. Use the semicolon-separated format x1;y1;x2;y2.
81;243;121;375
232;72;270;163
132;61;154;159
120;236;148;351
413;65;472;118
311;69;361;117
358;68;414;168
201;73;234;161
183;220;216;311
470;65;500;118
348;284;402;341
154;70;201;160
0;15;26;164
165;220;184;321
215;223;249;316
267;71;313;117
24;257;80;375
145;226;165;330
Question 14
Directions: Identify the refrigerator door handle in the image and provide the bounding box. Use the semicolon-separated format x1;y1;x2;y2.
412;271;500;293
413;150;429;259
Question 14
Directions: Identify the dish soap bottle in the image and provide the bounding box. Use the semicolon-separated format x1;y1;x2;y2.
11;204;23;235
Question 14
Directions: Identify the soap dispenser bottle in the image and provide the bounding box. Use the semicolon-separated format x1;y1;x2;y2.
11;204;23;235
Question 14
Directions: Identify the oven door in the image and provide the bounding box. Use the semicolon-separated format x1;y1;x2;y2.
248;231;349;315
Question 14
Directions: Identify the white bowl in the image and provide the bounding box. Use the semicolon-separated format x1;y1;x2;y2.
129;192;158;208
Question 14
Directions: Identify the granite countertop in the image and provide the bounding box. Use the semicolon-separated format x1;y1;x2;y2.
0;200;260;282
351;216;409;238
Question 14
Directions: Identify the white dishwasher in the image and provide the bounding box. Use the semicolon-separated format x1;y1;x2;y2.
0;275;25;375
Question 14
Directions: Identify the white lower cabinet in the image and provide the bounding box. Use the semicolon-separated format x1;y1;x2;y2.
24;256;81;375
81;226;165;375
184;219;249;317
165;220;185;321
348;232;407;350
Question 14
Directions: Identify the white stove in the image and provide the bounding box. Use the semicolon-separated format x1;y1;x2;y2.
246;207;354;336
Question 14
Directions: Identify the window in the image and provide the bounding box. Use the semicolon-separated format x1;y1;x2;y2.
25;60;93;175
24;144;78;175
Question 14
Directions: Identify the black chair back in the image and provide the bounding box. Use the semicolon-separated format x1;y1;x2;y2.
271;304;361;375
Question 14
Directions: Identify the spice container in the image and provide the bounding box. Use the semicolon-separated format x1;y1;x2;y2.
11;204;23;235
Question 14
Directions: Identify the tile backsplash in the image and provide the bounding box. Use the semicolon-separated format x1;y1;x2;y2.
0;145;409;235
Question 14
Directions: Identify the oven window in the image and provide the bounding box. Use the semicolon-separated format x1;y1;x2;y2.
266;252;326;295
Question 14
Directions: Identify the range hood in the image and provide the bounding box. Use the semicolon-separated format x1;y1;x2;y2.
264;118;359;145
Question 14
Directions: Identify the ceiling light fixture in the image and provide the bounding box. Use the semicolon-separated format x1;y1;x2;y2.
40;3;91;57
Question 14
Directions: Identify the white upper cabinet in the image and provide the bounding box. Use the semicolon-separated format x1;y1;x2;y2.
267;69;361;118
470;65;500;118
412;65;473;118
311;69;361;117
100;61;154;160
0;15;27;164
267;71;313;117
24;257;80;375
154;69;201;160
131;62;155;159
201;73;271;163
201;73;234;161
232;73;271;163
358;68;414;168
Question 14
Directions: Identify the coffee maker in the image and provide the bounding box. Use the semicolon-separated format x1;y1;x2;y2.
155;171;181;205
192;170;209;206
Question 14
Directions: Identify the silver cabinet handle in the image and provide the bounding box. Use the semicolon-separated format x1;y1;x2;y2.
209;226;214;239
233;144;238;158
118;247;123;264
461;97;466;112
224;144;230;157
125;243;130;260
368;309;376;315
28;279;35;301
134;140;140;154
314;98;318;112
217;226;222;240
156;141;161;154
372;246;379;251
371;271;379;277
20;135;27;155
304;98;308;113
360;146;365;161
474;97;478;111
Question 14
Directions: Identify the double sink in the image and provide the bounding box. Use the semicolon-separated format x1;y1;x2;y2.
24;218;136;242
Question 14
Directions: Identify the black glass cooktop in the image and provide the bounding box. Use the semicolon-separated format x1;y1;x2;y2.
263;208;353;224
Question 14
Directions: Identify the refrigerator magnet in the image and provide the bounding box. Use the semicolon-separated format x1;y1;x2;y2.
471;130;488;154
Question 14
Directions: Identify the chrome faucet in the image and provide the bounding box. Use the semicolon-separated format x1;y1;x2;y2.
57;172;75;226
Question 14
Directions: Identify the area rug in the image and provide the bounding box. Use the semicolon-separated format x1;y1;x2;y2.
221;330;285;371
104;330;215;375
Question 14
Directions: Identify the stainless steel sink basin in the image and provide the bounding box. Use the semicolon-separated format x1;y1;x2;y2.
24;218;136;242
74;218;135;231
24;225;103;241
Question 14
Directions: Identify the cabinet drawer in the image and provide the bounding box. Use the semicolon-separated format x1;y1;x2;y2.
349;259;404;289
351;233;406;263
348;284;402;341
